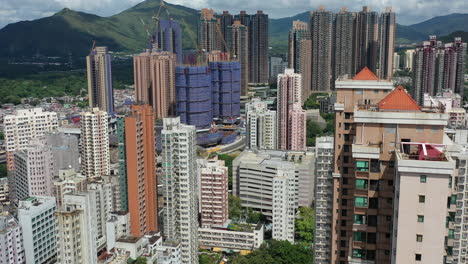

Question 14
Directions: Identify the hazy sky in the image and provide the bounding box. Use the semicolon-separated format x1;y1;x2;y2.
0;0;466;29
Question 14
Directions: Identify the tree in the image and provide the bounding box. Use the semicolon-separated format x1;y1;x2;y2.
0;165;6;178
295;207;315;243
0;131;4;140
217;154;235;187
231;240;313;264
229;195;243;220
134;257;147;264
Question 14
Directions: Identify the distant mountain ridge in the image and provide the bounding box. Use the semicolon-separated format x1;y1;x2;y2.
0;1;466;57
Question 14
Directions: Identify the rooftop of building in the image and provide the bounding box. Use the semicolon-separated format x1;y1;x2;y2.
116;236;143;244
235;149;314;167
352;67;378;80
200;220;262;233
357;86;446;114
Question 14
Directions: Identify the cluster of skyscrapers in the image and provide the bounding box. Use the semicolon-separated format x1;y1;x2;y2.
288;6;396;95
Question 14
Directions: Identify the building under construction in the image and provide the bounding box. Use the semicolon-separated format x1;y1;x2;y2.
210;61;241;121
176;65;213;129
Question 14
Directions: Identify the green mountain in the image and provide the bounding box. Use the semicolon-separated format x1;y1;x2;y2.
0;1;467;57
0;0;199;57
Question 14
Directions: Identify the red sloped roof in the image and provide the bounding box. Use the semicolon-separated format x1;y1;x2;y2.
353;67;379;80
378;85;421;111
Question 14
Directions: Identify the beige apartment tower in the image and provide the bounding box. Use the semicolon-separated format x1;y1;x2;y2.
331;67;449;263
134;51;176;119
87;46;114;114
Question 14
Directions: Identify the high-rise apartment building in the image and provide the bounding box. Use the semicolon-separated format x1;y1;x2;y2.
134;50;176;119
314;136;334;264
310;7;333;91
161;117;199;264
56;193;99;264
18;196;57;264
454;37;467;98
269;57;288;82
226;21;249;96
86;180;112;250
4;108;58;171
175;65;213;129
331;67;448;263
217;11;234;52
413;36;467;105
0;215;25;264
245;98;277;150
404;49;415;71
209;61;241;121
288;21;312;101
120;105;158;237
413;36;438;104
198;159;228;227
289;103;307;151
45;132;80;176
233;150;315;217
14;138;54;201
277;69;305;151
378;7;396;80
52;168;87;207
392;142;454;264
198;8;220;52
354;6;379;75
235;11;268;84
87;46;114;114
250;11;269;84
393;52;400;72
80;108;110;178
333;8;355;81
154;19;183;64
272;169;297;243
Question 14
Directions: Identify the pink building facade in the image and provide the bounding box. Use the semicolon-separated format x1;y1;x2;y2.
198;159;229;227
289;103;307;151
277;68;306;151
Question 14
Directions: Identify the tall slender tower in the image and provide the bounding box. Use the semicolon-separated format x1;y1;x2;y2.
454;37;467;98
288;21;312;101
161;117;199;264
277;69;304;151
354;6;379;75
198;8;220;52
310;7;333;91
250;11;269;84
80;108;110;178
217;11;234;52
210;61;241;121
378;7;396;80
121;105;158;237
412;36;439;104
226;21;249;96
154;19;183;64
333;8;355;80
134;51;176;119
87;46;114;114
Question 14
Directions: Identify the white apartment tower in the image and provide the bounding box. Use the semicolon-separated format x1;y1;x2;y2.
4;108;58;171
405;49;415;71
14;138;54;201
56;193;99;264
198;159;229;228
80;108;110;178
245;98;277;150
18;196;57;264
161;117;199;264
313;136;334;264
272;169;298;243
0;215;25;264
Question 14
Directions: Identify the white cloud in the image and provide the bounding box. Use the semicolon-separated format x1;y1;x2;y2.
0;0;466;29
